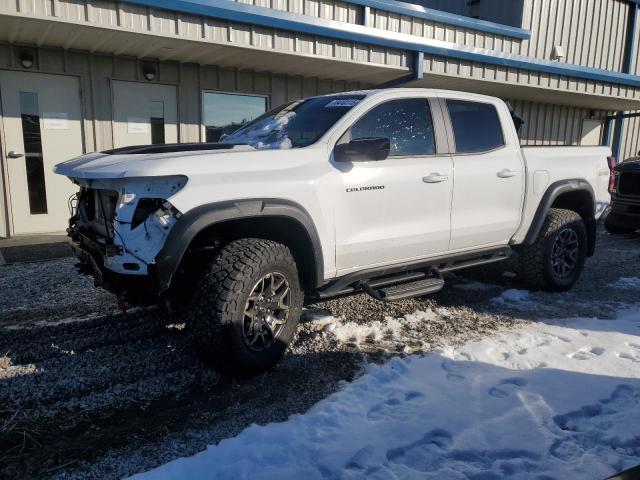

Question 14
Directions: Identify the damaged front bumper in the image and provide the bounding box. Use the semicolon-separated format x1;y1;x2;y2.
68;229;159;301
67;176;187;301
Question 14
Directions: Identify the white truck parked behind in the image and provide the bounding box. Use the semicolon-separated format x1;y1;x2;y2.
55;89;612;375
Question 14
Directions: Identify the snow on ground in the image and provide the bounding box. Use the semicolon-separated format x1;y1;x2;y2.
130;304;640;480
491;288;537;306
609;277;640;290
309;309;443;353
452;281;494;291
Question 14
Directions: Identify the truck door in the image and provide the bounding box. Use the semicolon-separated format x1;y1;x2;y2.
443;98;524;250
333;97;453;273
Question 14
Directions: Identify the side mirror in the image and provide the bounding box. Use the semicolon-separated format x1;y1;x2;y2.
335;137;390;162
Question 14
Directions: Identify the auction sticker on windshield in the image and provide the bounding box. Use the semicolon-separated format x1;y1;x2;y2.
325;99;360;108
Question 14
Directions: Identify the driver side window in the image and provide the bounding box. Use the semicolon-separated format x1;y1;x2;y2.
350;98;436;157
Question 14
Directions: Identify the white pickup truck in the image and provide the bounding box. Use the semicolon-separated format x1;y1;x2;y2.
55;88;611;375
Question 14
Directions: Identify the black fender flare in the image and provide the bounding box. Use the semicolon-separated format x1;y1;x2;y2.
155;199;324;293
523;179;597;256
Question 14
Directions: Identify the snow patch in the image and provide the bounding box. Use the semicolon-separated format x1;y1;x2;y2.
491;289;540;310
610;277;640;289
308;309;443;352
131;307;640;480
452;281;493;291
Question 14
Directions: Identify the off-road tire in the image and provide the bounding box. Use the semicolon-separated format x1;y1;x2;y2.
188;238;303;377
604;213;636;234
515;208;587;292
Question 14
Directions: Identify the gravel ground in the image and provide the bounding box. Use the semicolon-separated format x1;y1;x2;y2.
0;230;638;479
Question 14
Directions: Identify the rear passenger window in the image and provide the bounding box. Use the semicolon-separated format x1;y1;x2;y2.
446;100;505;154
350;99;436;156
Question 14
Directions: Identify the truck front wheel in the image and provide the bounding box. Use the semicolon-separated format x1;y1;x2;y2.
516;208;587;292
188;238;303;377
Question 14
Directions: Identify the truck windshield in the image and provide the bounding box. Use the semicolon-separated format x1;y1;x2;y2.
219;94;365;149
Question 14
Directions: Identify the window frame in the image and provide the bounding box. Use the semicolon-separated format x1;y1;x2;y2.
200;90;270;143
335;96;447;159
442;98;506;155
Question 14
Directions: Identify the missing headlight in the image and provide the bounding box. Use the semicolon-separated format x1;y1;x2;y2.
131;198;164;229
131;199;182;230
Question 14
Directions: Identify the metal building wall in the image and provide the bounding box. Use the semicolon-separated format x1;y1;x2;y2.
621;115;640;158
0;44;368;152
237;0;363;22
418;54;640;108
2;0;407;72
367;8;524;55
509;99;606;146
521;0;631;72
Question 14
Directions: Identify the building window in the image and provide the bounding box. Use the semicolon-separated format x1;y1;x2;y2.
446;100;505;154
149;100;165;145
202;92;268;143
19;91;48;214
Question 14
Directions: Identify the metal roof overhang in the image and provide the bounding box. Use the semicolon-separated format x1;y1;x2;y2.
0;14;406;84
1;10;640;110
405;75;640;111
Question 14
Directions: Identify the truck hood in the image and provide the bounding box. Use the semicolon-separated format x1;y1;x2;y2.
54;144;260;179
616;158;640;173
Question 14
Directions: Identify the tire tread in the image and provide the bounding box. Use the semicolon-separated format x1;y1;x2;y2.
188;238;300;375
516;208;585;292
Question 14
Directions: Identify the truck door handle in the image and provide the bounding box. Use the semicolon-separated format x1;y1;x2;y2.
423;173;449;183
497;169;519;178
7;151;24;159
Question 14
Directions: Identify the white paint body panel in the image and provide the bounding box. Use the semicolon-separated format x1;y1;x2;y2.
54;89;611;282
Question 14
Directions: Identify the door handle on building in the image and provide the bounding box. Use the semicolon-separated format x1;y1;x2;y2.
497;169;519;178
423;173;449;183
7;151;24;159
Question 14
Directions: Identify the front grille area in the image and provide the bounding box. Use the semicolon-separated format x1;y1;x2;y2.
619;172;640;197
75;188;119;239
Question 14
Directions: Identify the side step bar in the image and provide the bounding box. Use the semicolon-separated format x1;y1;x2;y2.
315;246;511;300
359;270;444;302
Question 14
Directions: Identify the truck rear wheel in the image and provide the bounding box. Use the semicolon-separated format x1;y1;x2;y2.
516;208;587;292
188;238;303;377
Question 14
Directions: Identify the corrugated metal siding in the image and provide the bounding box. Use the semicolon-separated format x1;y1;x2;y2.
632;14;640;76
0;0;406;69
522;0;630;72
621;114;640;159
0;45;368;151
248;0;363;24
422;54;640;103
364;0;633;73
509;99;604;146
367;8;524;55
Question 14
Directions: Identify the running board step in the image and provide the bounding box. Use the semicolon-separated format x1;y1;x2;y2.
360;276;445;302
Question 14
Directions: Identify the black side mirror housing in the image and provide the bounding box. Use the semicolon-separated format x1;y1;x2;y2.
335;137;391;162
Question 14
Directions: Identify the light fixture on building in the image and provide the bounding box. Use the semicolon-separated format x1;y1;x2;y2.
19;51;34;69
551;46;565;61
142;62;156;81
